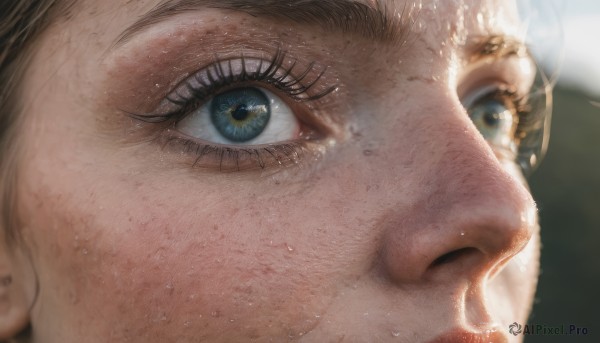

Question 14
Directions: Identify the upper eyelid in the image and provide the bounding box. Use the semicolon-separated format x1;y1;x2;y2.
176;56;311;101
457;55;536;102
461;83;515;108
174;54;332;105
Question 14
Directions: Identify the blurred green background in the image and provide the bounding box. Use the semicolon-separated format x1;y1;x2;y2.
526;86;600;342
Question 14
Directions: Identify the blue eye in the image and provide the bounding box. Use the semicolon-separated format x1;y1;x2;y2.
176;87;300;145
465;90;517;150
210;88;271;142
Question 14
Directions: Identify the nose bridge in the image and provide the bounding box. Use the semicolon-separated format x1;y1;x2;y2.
378;90;536;285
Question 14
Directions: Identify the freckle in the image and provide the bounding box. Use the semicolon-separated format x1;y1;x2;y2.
213;224;219;231
262;266;274;275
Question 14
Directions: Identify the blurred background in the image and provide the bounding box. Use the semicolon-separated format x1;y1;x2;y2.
525;0;599;342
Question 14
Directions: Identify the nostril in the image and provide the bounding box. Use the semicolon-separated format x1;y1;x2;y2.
430;247;479;269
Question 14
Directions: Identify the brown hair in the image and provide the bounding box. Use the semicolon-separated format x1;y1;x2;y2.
0;0;72;245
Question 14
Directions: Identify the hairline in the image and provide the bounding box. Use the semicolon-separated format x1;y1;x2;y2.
0;0;76;244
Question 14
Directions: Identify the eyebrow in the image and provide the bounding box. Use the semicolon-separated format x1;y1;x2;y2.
114;0;417;48
470;35;529;61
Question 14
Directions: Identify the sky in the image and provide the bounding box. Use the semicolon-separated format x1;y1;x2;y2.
531;0;600;98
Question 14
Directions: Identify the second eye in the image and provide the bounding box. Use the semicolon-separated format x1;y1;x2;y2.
176;87;301;145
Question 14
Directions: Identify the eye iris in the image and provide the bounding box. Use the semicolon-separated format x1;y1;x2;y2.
211;88;271;142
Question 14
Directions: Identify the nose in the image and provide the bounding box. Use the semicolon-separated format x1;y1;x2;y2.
379;100;537;285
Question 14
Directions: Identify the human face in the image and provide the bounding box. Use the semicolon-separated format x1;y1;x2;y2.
12;0;541;341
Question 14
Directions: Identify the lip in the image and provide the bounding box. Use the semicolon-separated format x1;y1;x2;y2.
426;328;509;343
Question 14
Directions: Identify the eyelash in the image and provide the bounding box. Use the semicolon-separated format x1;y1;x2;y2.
130;48;336;124
493;85;548;147
128;48;336;173
497;86;531;126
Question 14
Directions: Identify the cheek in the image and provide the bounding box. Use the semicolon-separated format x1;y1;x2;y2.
19;167;369;340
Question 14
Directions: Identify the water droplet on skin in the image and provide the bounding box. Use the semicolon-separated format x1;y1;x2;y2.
460;232;465;236
286;243;294;252
392;331;401;337
183;320;191;327
81;248;88;255
476;12;484;26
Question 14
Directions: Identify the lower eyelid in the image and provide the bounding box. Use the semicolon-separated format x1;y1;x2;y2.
157;131;315;173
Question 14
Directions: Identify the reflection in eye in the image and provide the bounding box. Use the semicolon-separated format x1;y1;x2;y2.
177;87;300;145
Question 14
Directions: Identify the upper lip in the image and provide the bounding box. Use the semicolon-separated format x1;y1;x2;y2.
426;328;509;343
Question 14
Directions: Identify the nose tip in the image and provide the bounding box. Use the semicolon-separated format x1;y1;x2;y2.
379;144;537;285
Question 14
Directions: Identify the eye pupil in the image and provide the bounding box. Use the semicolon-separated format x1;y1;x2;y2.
231;104;250;121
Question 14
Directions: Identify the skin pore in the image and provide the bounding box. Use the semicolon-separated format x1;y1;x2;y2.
2;0;544;342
